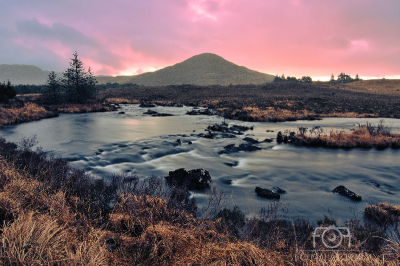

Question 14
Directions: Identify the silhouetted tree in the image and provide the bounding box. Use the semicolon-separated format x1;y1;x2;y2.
337;73;352;83
355;74;360;81
301;76;313;83
330;74;335;82
62;51;98;103
43;71;62;103
0;80;17;103
286;76;299;82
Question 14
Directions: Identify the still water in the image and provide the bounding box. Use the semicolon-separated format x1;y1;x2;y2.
1;105;400;223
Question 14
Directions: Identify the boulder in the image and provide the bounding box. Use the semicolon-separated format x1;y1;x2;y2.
332;185;362;201
264;138;273;143
255;187;280;199
165;168;212;190
243;137;259;144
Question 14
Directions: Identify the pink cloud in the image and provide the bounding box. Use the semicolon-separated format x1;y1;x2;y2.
1;0;399;79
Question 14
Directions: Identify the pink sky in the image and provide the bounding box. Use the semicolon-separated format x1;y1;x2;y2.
1;0;400;80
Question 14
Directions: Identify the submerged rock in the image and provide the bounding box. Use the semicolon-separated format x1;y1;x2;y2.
332;185;362;201
255;187;280;199
165;168;212;190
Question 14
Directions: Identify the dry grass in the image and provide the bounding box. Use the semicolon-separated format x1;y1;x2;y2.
282;122;400;149
45;103;115;113
105;98;140;104
1;136;399;265
0;102;57;127
365;203;400;225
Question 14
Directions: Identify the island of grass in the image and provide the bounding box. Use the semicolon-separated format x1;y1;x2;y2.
277;121;400;149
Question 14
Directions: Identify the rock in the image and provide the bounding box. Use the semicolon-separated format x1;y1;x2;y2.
230;125;253;132
332;185;362;201
243;137;259;144
177;139;182;145
238;143;261;151
186;108;216;115
140;103;156;108
255;187;280;199
274;187;286;194
188;141;193;145
264;138;273;143
165;168;212;190
155;113;173;116
266;130;275;132
118;111;125;114
143;109;158;115
207;123;229;132
219;143;261;154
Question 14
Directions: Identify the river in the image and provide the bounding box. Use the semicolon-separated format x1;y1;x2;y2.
1;104;400;224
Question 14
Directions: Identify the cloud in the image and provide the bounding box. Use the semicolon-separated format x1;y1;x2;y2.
0;0;399;78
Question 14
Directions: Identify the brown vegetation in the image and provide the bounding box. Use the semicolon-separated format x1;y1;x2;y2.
0;137;399;265
0;102;57;128
278;122;400;149
100;82;400;122
44;102;116;113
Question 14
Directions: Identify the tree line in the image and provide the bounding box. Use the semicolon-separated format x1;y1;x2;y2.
273;73;361;84
0;80;17;103
273;74;313;83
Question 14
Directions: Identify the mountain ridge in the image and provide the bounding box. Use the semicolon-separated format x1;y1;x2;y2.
0;53;274;86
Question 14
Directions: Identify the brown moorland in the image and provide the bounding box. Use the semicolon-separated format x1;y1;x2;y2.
100;81;400;122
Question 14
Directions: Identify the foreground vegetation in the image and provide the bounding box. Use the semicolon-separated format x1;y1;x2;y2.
277;121;400;149
0;137;399;265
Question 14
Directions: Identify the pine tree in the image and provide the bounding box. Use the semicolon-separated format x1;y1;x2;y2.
43;71;62;103
62;51;97;103
0;80;16;103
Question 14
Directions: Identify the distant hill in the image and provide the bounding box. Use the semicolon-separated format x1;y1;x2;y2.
0;65;62;85
1;53;274;86
96;53;275;86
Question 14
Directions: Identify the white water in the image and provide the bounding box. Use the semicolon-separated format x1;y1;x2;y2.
1;104;400;223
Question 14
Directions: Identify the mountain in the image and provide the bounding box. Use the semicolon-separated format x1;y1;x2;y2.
0;65;62;85
96;53;275;86
1;53;274;86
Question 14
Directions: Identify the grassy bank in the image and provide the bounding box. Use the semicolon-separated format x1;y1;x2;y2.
1;96;116;127
0;137;399;265
277;122;400;149
0;102;58;128
100;82;400;122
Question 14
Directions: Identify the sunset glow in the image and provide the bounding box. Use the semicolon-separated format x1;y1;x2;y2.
1;0;399;80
